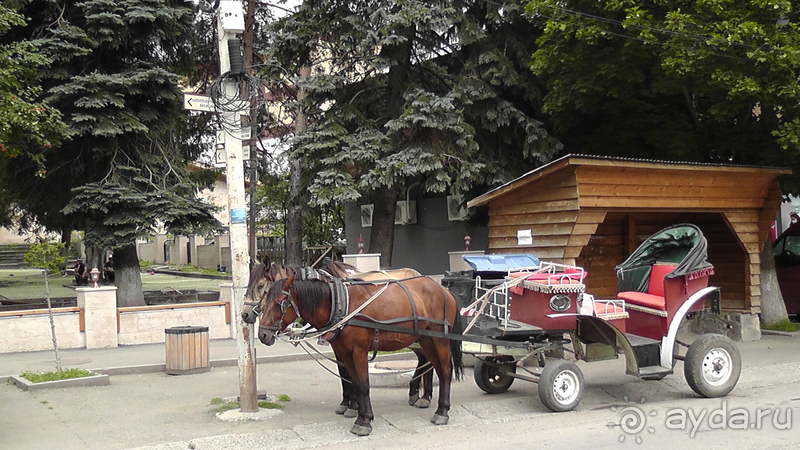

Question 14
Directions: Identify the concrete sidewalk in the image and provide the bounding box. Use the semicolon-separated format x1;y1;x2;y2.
1;334;799;450
0;337;332;381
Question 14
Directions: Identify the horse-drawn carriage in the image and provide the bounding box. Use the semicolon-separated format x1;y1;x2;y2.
241;224;741;435
461;224;739;412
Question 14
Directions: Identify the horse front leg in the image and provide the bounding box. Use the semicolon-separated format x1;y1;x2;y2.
335;359;358;418
347;350;374;436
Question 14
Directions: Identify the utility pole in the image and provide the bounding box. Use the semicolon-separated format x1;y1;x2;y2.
216;1;258;412
244;0;258;268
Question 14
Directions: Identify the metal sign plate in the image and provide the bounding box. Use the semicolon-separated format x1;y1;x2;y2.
183;94;215;112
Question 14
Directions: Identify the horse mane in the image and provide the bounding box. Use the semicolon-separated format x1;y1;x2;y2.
294;279;330;312
266;278;330;313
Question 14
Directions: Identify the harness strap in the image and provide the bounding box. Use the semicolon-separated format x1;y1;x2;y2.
351;314;450;328
394;280;418;335
437;283;451;337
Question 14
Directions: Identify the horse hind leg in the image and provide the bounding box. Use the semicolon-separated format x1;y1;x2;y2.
408;349;431;408
419;337;452;426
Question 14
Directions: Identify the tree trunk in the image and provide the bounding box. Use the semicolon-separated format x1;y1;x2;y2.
368;24;413;269
115;244;145;307
760;237;788;326
86;245;103;277
59;227;71;272
369;187;398;268
286;65;311;267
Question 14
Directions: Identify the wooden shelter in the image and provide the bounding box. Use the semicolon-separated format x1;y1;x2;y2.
467;155;790;313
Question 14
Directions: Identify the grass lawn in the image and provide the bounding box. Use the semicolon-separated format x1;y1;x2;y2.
0;269;225;301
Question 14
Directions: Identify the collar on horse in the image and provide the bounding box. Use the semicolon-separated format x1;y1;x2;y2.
323;277;349;330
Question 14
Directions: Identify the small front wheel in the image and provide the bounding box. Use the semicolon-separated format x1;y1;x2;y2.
538;360;584;412
684;333;741;398
473;356;516;394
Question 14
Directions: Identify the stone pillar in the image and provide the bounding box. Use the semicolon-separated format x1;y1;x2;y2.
189;235;204;266
77;286;118;349
343;253;381;272
220;282;235;338
174;235;189;265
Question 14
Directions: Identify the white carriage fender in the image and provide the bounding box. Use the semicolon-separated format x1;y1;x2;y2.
660;286;720;368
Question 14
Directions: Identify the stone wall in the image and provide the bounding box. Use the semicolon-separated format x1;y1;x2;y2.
0;284;234;354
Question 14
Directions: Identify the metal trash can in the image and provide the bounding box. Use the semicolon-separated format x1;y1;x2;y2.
441;270;476;310
165;326;210;375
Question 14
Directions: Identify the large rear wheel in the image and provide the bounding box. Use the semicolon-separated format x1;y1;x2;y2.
473;356;516;394
684;333;741;398
538;360;584;412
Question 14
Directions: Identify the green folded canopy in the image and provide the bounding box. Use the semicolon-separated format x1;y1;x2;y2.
615;224;714;293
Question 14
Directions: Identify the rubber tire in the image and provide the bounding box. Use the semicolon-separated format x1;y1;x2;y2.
538;360;584;412
473;356;516;394
684;333;741;398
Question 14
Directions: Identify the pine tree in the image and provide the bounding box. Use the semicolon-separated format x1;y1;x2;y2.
3;0;219;306
264;0;560;266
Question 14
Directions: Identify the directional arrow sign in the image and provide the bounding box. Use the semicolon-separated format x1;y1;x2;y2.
183;93;215;112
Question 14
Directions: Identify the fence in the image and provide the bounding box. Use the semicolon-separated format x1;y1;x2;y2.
0;285;234;354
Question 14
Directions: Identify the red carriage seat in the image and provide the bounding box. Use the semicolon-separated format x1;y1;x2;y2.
616;264;676;311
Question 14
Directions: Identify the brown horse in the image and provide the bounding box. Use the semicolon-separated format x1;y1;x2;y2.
241;259;437;416
259;274;464;436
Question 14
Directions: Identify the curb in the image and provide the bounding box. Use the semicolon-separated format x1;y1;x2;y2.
1;350;417;383
761;329;800;338
10;372;110;391
151;269;231;281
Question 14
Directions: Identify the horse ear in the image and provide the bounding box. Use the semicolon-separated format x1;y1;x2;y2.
262;255;271;267
283;273;295;289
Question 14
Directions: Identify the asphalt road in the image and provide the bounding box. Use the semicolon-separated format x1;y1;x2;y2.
1;333;798;450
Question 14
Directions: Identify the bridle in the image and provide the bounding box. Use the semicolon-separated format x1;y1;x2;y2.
247;284;301;335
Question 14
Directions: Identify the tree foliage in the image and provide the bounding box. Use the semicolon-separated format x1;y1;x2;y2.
264;0;560;265
2;1;219;240
525;0;800;191
1;0;220;305
0;5;66;226
24;238;65;275
255;153;345;247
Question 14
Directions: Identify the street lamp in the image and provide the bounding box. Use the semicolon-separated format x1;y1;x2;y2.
90;267;101;288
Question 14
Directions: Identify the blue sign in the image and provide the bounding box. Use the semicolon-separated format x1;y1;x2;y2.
230;208;246;224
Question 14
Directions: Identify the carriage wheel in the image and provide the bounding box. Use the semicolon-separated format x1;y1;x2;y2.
538;360;584;412
473;356;516;394
684;333;741;398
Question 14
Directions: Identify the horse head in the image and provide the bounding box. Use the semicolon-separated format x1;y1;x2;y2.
257;274;300;346
242;261;297;324
242;261;269;324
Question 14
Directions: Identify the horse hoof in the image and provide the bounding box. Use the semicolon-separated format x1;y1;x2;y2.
343;408;358;418
334;404;348;415
430;414;449;425
415;398;431;409
350;424;372;436
408;394;419;406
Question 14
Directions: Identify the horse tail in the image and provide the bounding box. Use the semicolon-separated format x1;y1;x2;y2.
449;309;465;382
